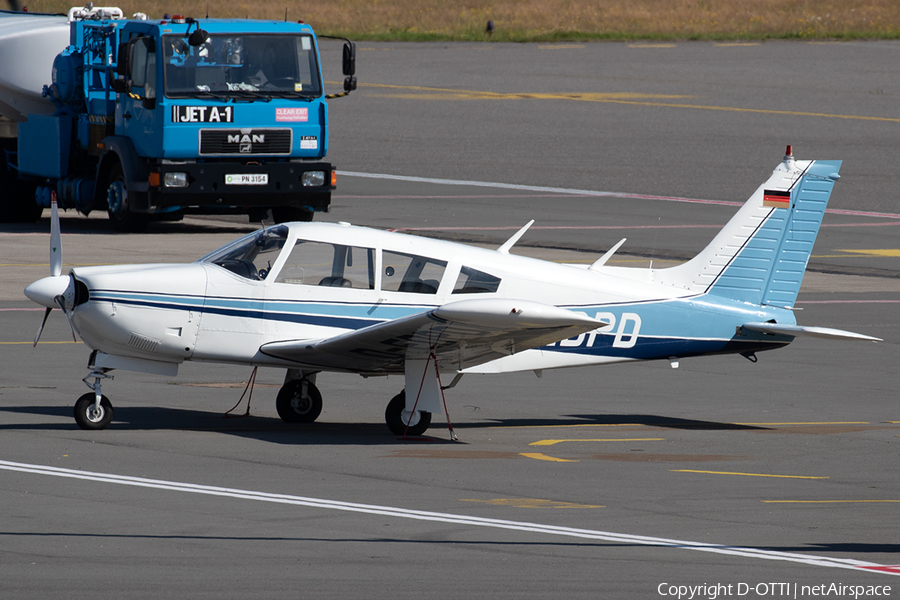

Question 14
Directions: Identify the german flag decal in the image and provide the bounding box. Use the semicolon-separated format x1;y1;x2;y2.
763;189;791;208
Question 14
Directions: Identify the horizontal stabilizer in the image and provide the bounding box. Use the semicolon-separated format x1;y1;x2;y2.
742;322;881;342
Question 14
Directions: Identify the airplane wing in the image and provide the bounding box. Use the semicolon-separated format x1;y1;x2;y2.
259;298;606;373
742;322;881;342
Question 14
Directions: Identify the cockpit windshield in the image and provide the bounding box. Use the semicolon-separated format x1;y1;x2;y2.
198;225;289;280
163;34;321;98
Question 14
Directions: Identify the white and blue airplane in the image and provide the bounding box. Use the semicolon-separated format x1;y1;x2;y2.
24;147;880;434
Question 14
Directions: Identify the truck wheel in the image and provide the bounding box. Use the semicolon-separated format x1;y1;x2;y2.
106;164;149;233
271;206;314;223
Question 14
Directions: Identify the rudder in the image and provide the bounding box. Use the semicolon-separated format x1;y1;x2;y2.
656;149;841;308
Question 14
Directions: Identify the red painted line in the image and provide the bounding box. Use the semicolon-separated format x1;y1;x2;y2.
859;566;900;575
335;194;585;200
395;221;900;232
822;221;900;227
798;300;900;304
829;208;900;220
392;224;722;232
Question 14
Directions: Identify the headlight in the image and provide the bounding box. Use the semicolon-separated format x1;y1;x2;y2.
301;171;325;187
164;172;189;188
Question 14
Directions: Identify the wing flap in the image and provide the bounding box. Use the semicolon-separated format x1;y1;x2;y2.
260;298;605;373
742;322;881;342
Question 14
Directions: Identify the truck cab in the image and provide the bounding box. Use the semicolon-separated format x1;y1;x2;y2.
7;7;355;231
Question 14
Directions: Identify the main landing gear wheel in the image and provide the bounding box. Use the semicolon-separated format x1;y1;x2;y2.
74;393;113;430
385;390;431;436
276;379;323;423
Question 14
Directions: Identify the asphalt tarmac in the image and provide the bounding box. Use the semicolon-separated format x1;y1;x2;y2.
1;41;899;599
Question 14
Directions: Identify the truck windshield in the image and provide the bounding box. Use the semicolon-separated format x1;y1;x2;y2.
163;34;321;98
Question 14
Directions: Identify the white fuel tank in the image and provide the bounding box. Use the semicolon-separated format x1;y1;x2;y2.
0;12;69;122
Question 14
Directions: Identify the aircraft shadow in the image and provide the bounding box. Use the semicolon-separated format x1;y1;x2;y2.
0;531;895;557
460;414;770;431
759;543;900;555
0;404;457;445
0;405;768;441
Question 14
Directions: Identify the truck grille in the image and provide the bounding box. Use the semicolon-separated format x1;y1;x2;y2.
199;128;292;156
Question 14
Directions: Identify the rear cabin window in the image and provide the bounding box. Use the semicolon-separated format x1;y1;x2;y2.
382;251;446;294
275;240;375;289
452;267;501;294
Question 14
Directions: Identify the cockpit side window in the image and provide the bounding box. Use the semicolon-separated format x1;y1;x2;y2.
452;266;501;294
275;240;375;289
200;225;288;280
382;251;446;294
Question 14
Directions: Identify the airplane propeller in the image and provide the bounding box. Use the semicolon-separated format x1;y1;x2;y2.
54;292;79;343
33;306;53;347
25;196;78;345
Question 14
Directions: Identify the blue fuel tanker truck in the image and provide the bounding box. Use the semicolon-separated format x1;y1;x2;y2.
0;5;356;231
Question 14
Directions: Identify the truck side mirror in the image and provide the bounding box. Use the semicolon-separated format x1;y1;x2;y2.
112;41;130;93
115;42;129;78
342;42;355;77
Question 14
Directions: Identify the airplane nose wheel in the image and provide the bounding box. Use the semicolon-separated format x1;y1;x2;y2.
74;393;113;430
75;369;114;430
276;378;323;423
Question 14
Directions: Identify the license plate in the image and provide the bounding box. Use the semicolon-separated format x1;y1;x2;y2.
224;174;268;185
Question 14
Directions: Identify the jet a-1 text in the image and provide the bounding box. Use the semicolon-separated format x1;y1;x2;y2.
25;148;880;435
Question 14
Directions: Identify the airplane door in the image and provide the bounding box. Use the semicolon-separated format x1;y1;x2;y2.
191;269;269;364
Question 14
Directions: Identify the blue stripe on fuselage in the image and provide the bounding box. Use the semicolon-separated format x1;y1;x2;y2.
85;289;793;361
546;294;794;361
85;289;426;331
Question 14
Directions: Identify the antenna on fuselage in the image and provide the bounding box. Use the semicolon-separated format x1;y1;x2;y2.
497;220;534;254
588;238;627;271
648;216;660;270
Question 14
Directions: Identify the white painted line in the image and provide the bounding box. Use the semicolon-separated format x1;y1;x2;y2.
339;170;738;206
339;171;900;220
2;459;897;575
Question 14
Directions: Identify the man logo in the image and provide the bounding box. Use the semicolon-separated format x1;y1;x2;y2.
227;133;266;154
226;134;266;144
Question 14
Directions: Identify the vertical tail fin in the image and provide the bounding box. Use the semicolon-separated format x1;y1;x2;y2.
656;148;841;308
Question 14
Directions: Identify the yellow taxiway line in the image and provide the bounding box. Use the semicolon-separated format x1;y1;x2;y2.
519;453;579;463
0;341;81;345
762;500;900;504
672;470;828;480
529;438;665;446
361;82;900;123
461;498;603;509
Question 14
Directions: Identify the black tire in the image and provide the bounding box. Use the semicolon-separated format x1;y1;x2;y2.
74;392;114;430
271;205;314;223
275;379;323;423
106;163;149;232
385;390;431;436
